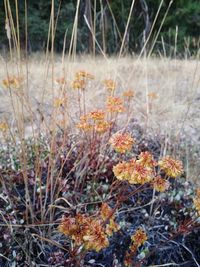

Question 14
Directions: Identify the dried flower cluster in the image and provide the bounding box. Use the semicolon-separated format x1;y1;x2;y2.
59;203;119;252
113;157;154;185
53;97;67;108
77;110;111;133
59;214;109;252
109;133;134;153
152;175;170;192
103;79;116;91
89;110;105;121
77;115;93;132
131;228;148;247
0;122;8;132
2;75;23;89
137;151;157;168
106;96;125;113
158;156;183;178
124;228;148;266
111;140;183;187
123;89;135;99
55;77;66;85
71;70;94;90
112;152;155;184
101;203;120;236
112;151;155;185
71;79;86;90
148;91;158;99
75;70;95;80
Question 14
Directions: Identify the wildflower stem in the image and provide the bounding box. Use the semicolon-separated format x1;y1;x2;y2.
149;187;156;216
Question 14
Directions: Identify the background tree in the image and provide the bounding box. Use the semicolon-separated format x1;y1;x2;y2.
0;0;199;56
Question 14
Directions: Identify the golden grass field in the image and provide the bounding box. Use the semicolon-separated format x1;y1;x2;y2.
0;55;200;181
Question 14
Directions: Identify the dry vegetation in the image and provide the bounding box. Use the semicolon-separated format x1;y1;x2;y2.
1;0;200;266
0;55;200;181
0;54;200;266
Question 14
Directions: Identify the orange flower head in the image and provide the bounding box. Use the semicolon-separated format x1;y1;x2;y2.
138;151;157;168
101;203;113;221
113;157;153;185
106;96;125;113
152;176;170;192
2;75;23;89
131;228;147;246
89;110;105;121
158;156;183;178
71;79;86;90
148;91;158;99
129;161;153;185
77;115;93;132
95;120;111;133
113;161;134;181
82;219;109;252
59;214;109;252
129;243;138;253
77;121;93;132
0;122;8;132
123;90;135;98
103;79;116;91
124;251;133;267
55;77;66;85
80;114;89;121
109;133;134;153
58;216;83;245
105;218;120;236
75;70;94;80
53;97;67;108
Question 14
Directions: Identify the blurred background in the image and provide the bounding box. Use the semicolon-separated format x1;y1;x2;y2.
0;0;200;57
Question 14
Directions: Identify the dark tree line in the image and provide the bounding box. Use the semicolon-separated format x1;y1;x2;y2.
0;0;199;56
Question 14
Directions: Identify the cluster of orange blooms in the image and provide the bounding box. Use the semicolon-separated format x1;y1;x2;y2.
113;154;156;185
113;153;183;188
131;228;148;246
55;77;66;85
77;110;111;133
123;89;135;99
76;95;127;133
109;133;135;153
59;203;119;252
77;115;93;132
0;122;8;132
110;132;183;188
53;97;67;108
148;91;158;100
2;75;23;89
152;175;170;192
71;70;94;90
103;80;136;104
193;189;200;216
124;228;148;266
75;70;95;80
103;79;117;91
71;79;86;90
158;156;183;178
106;96;125;113
89;110;105;121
